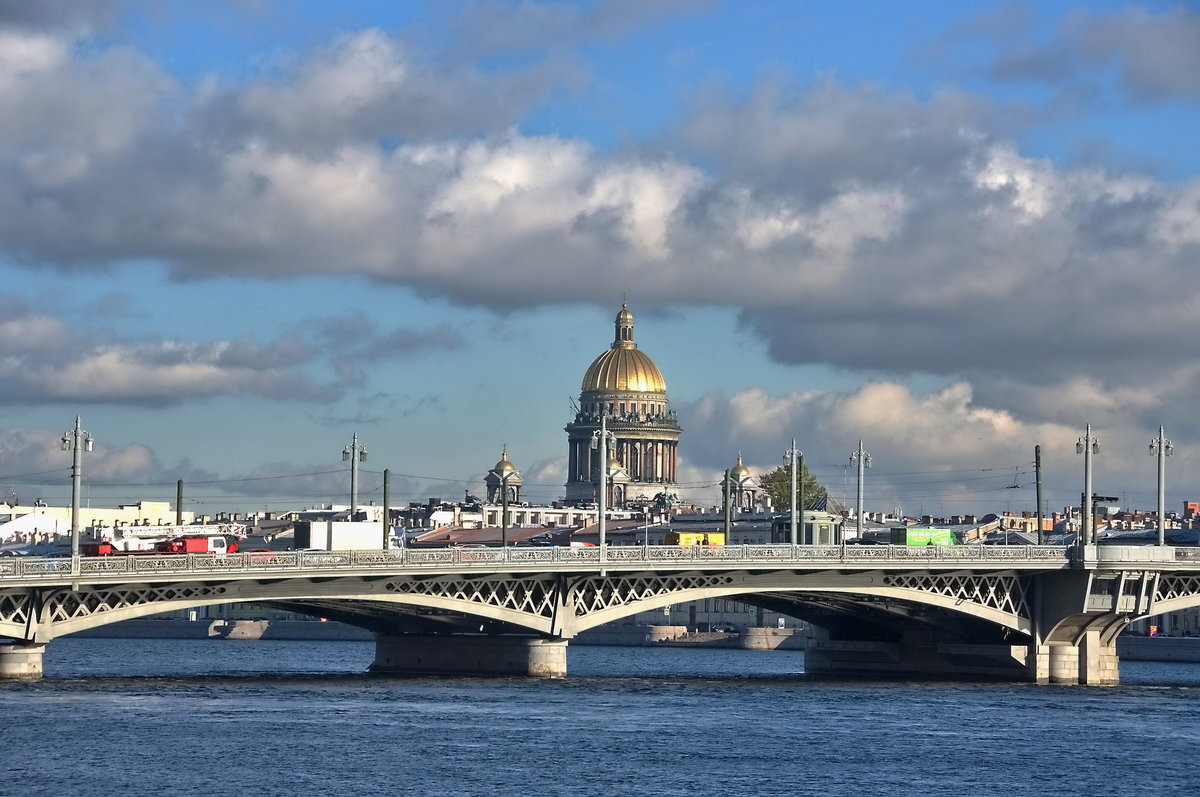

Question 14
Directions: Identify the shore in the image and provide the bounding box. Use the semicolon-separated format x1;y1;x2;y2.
69;619;1200;662
71;618;808;650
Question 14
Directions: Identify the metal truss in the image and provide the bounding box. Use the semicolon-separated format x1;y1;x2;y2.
1155;575;1200;604
384;576;559;619
881;573;1030;618
0;583;232;642
381;571;734;634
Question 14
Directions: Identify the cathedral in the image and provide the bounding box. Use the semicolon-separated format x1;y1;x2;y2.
563;305;681;506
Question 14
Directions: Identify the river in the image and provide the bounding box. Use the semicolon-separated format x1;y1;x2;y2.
2;638;1199;796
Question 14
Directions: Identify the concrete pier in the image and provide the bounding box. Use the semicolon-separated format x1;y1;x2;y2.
1030;637;1120;686
370;634;567;677
0;643;45;679
802;626;1033;682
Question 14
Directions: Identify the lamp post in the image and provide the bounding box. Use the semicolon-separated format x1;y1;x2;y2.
342;433;367;520
850;440;871;542
784;439;801;544
1150;426;1172;546
61;416;94;558
1076;424;1098;546
591;411;616;557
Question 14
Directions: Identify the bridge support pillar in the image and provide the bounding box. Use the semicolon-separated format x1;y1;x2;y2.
804;627;1030;681
0;642;45;680
369;634;567;678
1032;634;1120;685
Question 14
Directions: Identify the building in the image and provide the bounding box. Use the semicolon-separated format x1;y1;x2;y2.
564;304;681;506
483;447;523;504
0;501;197;546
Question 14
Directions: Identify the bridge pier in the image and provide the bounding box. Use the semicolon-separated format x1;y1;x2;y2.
0;642;45;679
1030;634;1120;685
803;627;1031;681
369;634;567;678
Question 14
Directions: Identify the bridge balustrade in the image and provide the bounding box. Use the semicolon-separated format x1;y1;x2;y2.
0;544;1072;580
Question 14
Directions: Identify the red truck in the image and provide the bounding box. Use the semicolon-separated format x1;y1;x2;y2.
81;535;240;556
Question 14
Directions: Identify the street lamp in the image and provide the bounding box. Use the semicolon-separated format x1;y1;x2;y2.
783;439;802;544
849;440;871;542
61;415;94;558
1076;424;1099;546
342;433;367;520
591;411;616;557
1150;426;1173;546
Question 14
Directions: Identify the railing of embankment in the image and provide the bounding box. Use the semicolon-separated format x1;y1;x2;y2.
0;543;1074;580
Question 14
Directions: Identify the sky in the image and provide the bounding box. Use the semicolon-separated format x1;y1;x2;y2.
1;0;1199;519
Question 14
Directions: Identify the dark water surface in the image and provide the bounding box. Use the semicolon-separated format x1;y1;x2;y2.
3;639;1199;796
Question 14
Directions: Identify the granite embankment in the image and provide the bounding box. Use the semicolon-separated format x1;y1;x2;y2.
73;621;1200;661
73;618;809;649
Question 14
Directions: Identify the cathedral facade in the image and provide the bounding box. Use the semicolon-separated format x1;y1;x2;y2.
564;305;681;506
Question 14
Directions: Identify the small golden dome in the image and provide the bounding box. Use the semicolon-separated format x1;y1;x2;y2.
491;447;518;477
730;453;752;481
581;304;667;394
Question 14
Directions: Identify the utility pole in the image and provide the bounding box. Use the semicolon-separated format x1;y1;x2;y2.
1076;424;1098;546
382;468;391;549
784;439;800;544
723;468;732;538
1034;445;1044;545
850;440;871;541
1150;426;1173;546
591;412;614;557
798;452;805;545
343;433;367;520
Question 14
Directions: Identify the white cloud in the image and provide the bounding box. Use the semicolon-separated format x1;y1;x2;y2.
1;15;1200;486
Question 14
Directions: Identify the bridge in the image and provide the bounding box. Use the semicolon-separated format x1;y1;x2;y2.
3;543;1200;684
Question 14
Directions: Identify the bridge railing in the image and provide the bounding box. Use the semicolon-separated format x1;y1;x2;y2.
0;543;1072;579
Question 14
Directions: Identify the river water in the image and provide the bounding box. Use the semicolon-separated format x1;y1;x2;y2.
3;639;1199;796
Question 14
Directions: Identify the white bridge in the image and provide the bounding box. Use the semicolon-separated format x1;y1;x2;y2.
3;544;1200;684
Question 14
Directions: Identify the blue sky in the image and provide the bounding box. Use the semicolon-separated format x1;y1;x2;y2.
1;0;1199;518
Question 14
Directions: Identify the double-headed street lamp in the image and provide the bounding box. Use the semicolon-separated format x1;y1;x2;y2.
591;412;616;556
61;416;94;558
1150;426;1173;546
1076;424;1099;546
343;433;367;520
60;412;93;556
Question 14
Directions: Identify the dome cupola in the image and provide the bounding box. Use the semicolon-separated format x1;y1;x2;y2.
580;304;667;394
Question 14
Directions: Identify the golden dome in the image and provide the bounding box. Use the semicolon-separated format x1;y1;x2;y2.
730;453;751;480
490;447;519;477
581;304;667;394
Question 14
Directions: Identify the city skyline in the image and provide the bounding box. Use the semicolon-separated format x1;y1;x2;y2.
1;1;1198;517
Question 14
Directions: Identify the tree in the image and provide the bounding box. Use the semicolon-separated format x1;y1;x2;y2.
758;462;828;512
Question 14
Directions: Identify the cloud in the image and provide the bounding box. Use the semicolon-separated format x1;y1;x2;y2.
1;15;1199;442
0;426;153;485
0;0;121;34
673;381;1172;515
198;27;578;145
0;303;334;406
940;5;1200;103
315;316;467;360
444;0;710;57
1068;7;1200;102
